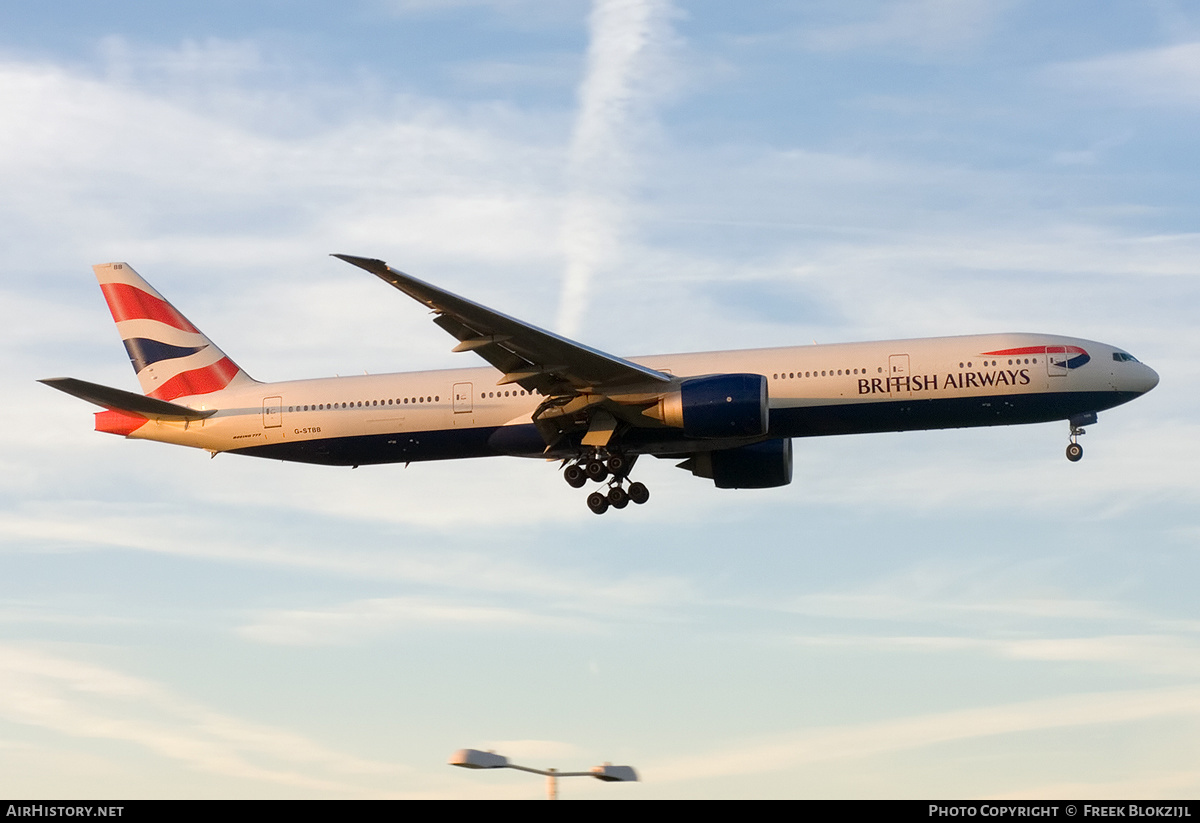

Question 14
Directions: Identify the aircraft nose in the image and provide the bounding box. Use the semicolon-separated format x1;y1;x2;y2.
1141;364;1160;393
1131;363;1159;394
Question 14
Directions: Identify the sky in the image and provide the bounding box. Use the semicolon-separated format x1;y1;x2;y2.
2;0;1199;800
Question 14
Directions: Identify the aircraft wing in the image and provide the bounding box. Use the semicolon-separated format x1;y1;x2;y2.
333;255;673;396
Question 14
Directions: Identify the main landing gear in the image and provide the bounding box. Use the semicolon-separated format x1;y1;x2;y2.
563;450;650;514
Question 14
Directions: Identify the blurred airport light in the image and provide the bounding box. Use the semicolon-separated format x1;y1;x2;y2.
448;748;638;799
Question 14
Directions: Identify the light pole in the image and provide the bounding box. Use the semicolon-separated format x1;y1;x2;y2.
449;748;638;799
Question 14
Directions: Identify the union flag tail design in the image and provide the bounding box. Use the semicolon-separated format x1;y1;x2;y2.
94;262;255;401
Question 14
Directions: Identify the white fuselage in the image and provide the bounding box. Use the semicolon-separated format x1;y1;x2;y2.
117;332;1158;466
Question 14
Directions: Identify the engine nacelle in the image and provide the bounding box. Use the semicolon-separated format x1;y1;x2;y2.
682;438;793;489
657;373;769;439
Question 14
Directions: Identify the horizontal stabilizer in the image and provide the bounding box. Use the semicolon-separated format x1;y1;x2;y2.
39;377;217;421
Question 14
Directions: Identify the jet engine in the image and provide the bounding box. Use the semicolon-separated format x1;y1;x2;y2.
651;373;768;438
680;438;793;489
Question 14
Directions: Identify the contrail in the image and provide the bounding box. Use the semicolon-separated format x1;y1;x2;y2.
556;0;674;337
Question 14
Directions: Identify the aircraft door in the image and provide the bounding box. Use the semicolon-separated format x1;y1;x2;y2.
1046;346;1068;377
263;396;282;428
453;383;473;413
889;354;911;396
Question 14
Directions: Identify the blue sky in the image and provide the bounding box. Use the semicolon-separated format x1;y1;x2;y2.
2;0;1198;799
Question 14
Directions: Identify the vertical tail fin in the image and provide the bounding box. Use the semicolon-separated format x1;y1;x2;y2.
93;262;256;400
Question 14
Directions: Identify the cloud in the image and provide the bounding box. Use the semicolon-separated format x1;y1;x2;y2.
0;47;565;278
0;494;700;623
556;0;678;336
383;0;586;23
779;418;1200;520
450;55;581;92
649;685;1200;784
992;769;1200;800
0;645;407;796
1050;42;1200;108
777;587;1130;626
237;596;567;645
96;35;272;95
789;633;1200;677
798;0;1010;55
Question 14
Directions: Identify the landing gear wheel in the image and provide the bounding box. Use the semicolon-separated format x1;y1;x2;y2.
1065;418;1089;463
628;481;650;505
564;464;587;488
587;491;610;514
585;460;609;483
608;486;629;509
607;453;628;477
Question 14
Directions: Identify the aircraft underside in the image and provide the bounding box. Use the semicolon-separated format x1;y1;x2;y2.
229;388;1144;513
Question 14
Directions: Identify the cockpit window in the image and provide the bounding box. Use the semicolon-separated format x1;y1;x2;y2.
1112;352;1140;363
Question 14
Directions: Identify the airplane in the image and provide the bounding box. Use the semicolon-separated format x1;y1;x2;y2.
41;256;1160;514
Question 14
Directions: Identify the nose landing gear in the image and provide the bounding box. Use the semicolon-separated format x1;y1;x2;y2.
1065;412;1096;463
564;450;650;514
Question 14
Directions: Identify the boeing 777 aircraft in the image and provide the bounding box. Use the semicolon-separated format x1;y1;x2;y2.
42;256;1159;513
